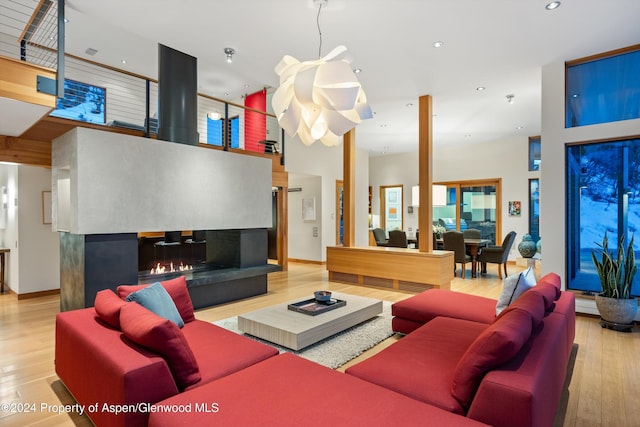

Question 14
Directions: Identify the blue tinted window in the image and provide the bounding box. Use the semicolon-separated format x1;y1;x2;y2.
566;48;640;127
566;139;640;296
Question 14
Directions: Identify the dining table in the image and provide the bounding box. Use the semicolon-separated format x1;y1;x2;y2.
436;237;491;278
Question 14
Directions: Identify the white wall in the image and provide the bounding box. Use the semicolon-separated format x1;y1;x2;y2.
436;136;539;260
0;164;18;292
18;165;59;294
0;164;59;294
288;175;323;261
369;152;419;237
52;127;272;234
369;140;538;259
541;60;640;315
285;134;370;262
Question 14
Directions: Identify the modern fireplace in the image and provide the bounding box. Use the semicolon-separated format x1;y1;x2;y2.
54;44;275;311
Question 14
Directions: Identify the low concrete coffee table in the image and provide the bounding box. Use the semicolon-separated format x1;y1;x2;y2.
238;292;383;350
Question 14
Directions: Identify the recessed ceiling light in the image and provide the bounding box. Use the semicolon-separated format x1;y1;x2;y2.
121;59;127;64
380;124;387;128
85;48;98;56
464;134;471;138
244;84;249;88
224;92;229;96
406;103;413;108
571;93;580;98
476;86;486;91
545;1;561;10
432;41;444;48
516;126;523;130
64;18;70;23
353;68;362;74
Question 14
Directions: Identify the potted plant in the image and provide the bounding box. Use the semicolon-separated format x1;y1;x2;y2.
591;232;638;331
432;224;446;239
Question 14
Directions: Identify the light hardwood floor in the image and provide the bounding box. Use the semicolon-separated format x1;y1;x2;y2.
0;262;638;426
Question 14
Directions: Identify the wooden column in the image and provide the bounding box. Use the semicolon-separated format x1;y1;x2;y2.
342;129;356;247
277;186;288;271
418;95;434;252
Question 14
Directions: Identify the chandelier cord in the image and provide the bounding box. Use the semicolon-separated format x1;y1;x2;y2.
316;3;323;58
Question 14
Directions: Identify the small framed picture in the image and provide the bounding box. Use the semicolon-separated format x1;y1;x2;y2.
508;200;521;216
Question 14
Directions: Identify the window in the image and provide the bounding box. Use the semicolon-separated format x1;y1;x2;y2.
529;179;540;242
566;46;640;128
566;138;640;296
529;137;541;171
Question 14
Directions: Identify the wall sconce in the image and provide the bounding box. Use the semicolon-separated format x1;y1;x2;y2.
2;187;7;209
412;185;447;207
207;112;222;120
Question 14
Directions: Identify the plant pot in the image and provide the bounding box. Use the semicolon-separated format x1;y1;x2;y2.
595;294;638;330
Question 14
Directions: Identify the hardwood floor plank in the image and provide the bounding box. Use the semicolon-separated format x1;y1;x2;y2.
0;262;638;426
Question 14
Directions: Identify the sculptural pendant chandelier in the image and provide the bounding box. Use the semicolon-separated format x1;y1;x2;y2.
271;2;372;146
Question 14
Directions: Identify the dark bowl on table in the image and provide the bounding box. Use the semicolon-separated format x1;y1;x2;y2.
314;291;332;302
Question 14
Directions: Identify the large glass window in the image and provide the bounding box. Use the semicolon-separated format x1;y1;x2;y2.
529;137;541;171
529;179;540;243
566;47;640;128
433;181;500;245
460;185;496;243
566;139;640;296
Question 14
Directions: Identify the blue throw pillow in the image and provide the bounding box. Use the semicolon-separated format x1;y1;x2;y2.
125;282;185;328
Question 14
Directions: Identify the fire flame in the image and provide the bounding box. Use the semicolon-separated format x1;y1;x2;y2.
150;262;193;275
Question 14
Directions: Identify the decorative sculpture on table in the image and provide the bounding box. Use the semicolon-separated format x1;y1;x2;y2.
517;234;537;258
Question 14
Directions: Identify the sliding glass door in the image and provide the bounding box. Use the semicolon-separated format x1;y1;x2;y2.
566;138;640;296
433;179;501;245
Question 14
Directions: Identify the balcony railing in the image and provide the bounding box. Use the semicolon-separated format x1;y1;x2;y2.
0;0;284;158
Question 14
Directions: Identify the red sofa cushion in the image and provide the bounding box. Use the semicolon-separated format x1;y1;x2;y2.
94;289;128;329
392;289;497;331
179;320;279;388
118;276;195;323
346;317;488;414
451;308;533;409
120;302;201;390
149;353;489;427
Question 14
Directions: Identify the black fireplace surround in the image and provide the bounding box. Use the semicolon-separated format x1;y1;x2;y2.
59;229;280;311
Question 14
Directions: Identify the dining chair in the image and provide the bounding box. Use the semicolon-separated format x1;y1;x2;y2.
387;230;408;248
477;231;517;279
462;228;481;239
443;231;472;278
462;228;482;256
372;228;388;246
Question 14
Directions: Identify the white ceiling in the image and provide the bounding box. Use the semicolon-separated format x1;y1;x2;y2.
6;1;640;155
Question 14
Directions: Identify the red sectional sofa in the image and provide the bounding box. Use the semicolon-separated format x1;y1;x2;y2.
55;273;574;427
55;277;279;427
346;273;576;427
147;353;488;427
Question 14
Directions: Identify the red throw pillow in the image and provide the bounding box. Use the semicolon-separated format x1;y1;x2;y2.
119;302;201;390
529;282;558;312
117;276;195;323
94;289;128;329
537;273;562;301
451;308;533;408
497;290;545;329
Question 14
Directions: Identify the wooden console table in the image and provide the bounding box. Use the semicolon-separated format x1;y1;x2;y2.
326;246;454;292
0;248;9;293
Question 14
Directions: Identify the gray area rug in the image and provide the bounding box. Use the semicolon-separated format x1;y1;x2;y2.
214;301;394;369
